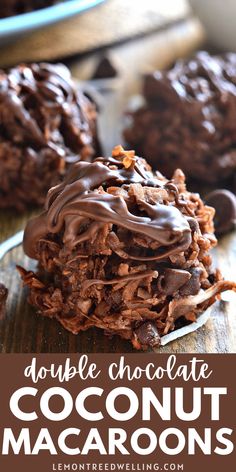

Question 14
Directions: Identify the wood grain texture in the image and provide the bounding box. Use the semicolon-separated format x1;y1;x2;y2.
0;14;235;354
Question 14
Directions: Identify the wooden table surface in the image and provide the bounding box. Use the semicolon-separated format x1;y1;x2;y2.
0;14;235;354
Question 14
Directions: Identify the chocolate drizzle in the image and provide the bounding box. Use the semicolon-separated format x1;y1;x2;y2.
0;63;92;154
0;62;99;210
24;146;191;260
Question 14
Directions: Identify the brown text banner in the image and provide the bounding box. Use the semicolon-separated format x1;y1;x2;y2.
0;354;235;472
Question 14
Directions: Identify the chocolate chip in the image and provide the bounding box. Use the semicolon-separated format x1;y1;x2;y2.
158;268;191;295
205;189;236;234
179;268;202;296
91;55;118;80
135;321;161;348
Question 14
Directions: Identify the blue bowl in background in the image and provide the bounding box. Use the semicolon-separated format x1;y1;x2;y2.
0;0;106;44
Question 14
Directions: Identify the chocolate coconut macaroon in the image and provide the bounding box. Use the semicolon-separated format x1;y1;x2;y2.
0;62;100;210
124;51;236;185
19;146;236;350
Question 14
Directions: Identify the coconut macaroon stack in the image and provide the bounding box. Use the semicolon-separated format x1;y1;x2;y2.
124;51;236;185
19;146;236;350
0;62;99;210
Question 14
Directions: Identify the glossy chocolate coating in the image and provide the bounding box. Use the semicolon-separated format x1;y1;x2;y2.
0;62;99;210
24;146;191;260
